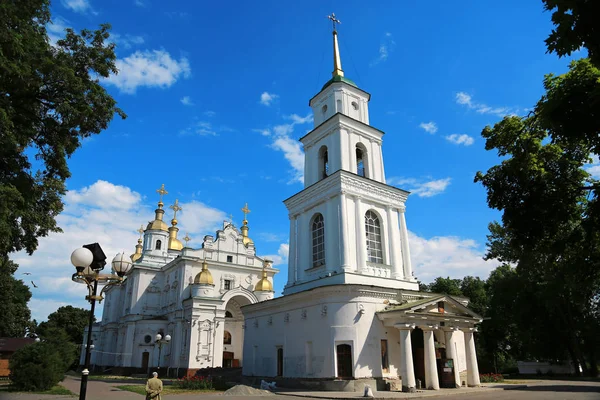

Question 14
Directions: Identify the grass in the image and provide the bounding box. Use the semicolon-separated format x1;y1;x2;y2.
0;383;75;395
115;385;220;396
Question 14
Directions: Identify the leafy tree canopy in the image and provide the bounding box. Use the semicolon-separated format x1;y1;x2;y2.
0;0;125;256
37;305;94;345
0;257;34;337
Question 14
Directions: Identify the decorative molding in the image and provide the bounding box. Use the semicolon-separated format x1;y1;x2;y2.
301;309;307;320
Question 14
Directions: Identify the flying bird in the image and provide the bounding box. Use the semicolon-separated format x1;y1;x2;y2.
22;272;31;275
31;281;38;288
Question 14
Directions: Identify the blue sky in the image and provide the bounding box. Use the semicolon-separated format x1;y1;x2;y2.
14;0;593;321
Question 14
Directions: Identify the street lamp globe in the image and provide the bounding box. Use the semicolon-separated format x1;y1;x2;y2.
155;333;162;342
81;266;96;279
71;248;94;273
111;253;133;277
164;334;171;342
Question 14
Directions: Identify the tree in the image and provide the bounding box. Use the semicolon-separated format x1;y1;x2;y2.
9;342;67;391
543;0;600;67
0;257;34;337
0;0;125;256
426;277;463;296
459;276;488;317
37;305;95;345
475;59;600;375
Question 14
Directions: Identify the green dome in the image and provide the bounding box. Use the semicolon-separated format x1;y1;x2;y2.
321;75;358;91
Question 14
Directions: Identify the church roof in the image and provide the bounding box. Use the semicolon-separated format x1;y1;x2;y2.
321;75;358;90
378;294;483;320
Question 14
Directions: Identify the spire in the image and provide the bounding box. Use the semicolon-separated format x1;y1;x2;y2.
328;13;344;77
146;184;169;231
255;260;274;292
168;199;183;250
240;203;254;246
131;224;144;262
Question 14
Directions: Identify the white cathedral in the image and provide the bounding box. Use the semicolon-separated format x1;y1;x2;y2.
87;17;483;393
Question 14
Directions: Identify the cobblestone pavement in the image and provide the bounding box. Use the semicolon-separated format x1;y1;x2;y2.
1;377;598;400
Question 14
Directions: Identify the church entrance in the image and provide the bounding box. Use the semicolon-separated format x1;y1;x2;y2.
141;351;149;372
411;328;425;386
336;344;353;378
222;295;252;368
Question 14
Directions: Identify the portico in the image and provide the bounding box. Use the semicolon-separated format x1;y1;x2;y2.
378;295;482;392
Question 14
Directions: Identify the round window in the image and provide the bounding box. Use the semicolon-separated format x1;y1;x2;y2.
144;335;152;344
321;104;327;114
352;101;359;111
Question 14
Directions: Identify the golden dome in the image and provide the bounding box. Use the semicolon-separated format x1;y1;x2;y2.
255;267;273;292
147;202;169;232
241;221;254;246
131;239;143;262
168;218;183;250
194;260;214;285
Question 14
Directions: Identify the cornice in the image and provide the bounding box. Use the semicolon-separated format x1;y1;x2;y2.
300;113;384;150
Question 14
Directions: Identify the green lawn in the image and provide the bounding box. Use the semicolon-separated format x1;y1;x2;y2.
115;385;220;396
0;383;75;395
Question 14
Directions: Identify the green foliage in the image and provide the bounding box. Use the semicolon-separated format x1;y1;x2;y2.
0;256;34;337
424;277;463;296
38;326;78;370
9;342;66;391
475;58;600;376
38;305;94;345
176;376;214;390
543;0;600;67
0;0;125;256
479;373;504;383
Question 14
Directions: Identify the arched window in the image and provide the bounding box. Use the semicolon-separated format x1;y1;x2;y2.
319;146;329;180
225;311;233;318
365;211;383;263
356;143;368;178
223;330;232;345
155;240;162;250
311;214;325;267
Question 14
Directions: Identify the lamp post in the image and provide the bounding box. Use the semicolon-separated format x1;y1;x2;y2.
71;243;132;400
154;333;171;377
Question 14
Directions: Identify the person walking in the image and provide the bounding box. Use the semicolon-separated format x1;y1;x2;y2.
145;372;163;400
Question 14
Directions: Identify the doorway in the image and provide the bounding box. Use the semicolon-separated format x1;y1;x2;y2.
411;328;425;386
141;351;149;372
276;348;284;376
223;351;234;368
336;344;353;378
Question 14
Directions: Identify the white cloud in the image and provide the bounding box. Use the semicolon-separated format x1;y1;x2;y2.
370;32;396;66
180;96;193;106
260;92;279;106
11;180;229;321
204;110;216;117
110;33;145;50
105;50;191;94
388;177;452;197
61;0;95;14
586;154;600;179
455;92;514;117
47;17;70;46
445;134;474;146
409;231;499;283
134;0;145;6
264;243;289;266
419;121;438;134
257;113;313;184
179;121;218;136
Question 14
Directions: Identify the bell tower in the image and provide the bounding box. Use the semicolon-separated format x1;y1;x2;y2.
283;14;418;295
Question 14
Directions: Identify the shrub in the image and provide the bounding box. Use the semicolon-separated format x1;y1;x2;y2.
479;373;505;383
176;375;213;390
9;343;66;391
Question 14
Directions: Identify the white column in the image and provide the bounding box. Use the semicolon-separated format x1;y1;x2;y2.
423;327;440;390
325;201;337;273
444;328;461;388
123;323;136;367
397;324;416;393
287;216;297;286
296;213;308;282
398;209;413;279
355;196;367;272
339;193;350;271
463;328;480;387
387;206;403;279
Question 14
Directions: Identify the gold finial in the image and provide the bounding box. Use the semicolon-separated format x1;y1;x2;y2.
183;233;191;246
137;225;144;238
241;203;251;221
156;184;168;204
327;13;344;78
170;199;182;220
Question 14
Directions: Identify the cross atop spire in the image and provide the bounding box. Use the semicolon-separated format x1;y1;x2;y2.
156;184;168;204
327;13;341;32
170;199;182;219
241;203;251;221
327;13;344;77
183;233;191;247
137;224;144;238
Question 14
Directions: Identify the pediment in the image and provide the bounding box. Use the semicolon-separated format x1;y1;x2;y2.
379;295;482;320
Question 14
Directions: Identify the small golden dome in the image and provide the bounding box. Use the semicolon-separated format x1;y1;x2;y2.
241;221;254;246
194;260;214;285
147;203;169;232
255;267;273;292
169;237;183;251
